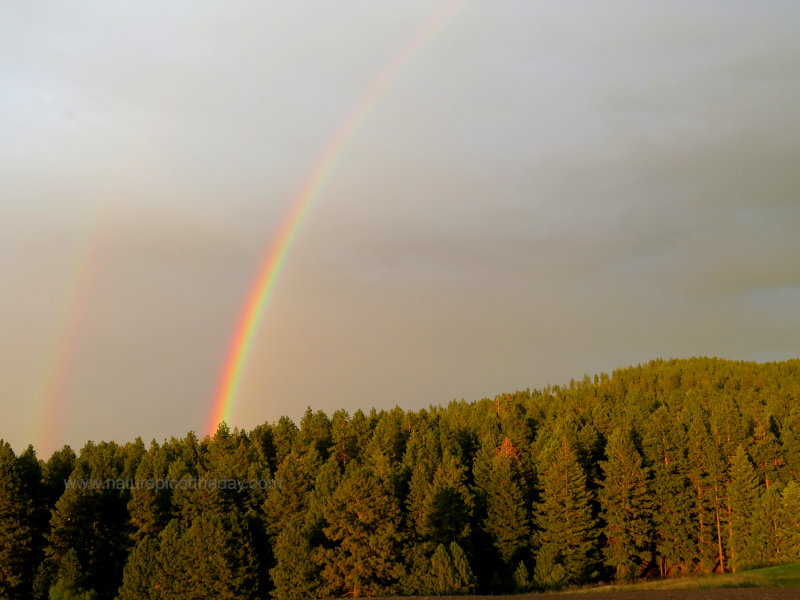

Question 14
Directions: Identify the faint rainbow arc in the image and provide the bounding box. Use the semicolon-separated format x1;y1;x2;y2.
207;0;466;434
28;209;112;453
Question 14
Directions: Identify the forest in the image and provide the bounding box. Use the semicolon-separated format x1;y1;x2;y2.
2;357;800;599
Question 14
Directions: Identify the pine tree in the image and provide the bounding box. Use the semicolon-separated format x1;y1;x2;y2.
642;406;695;576
533;439;598;586
48;548;96;600
780;426;800;481
127;441;172;542
47;441;135;599
598;427;653;581
297;408;332;460
778;480;800;561
153;513;260;600
750;414;783;488
42;446;76;508
0;440;36;600
314;467;405;598
749;485;783;566
117;536;160;600
419;451;473;549
512;560;532;593
532;541;568;589
448;542;476;594
726;445;760;571
427;543;475;595
263;450;318;540
483;442;530;568
269;515;322;600
400;543;475;596
686;414;727;572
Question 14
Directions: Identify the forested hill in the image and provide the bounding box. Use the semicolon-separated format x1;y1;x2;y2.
2;357;800;600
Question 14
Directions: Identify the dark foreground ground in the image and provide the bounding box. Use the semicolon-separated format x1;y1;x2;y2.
384;590;800;600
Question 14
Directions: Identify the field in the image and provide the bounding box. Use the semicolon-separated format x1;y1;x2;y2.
383;563;800;600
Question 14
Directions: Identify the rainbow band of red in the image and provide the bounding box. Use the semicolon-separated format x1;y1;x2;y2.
206;0;466;435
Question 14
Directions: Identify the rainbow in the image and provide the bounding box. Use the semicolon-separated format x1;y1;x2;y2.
207;0;466;434
28;207;112;453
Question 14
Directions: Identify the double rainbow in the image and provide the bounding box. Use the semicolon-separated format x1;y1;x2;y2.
206;0;466;434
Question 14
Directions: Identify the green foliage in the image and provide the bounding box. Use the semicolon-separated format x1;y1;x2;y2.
48;549;96;600
420;451;473;548
116;536;160;600
313;467;405;598
533;542;567;589
778;481;800;562
7;357;800;597
0;440;37;599
534;439;598;586
727;445;760;571
401;542;475;596
512;560;532;593
483;446;530;567
750;484;783;566
48;578;97;600
598;426;653;580
269;516;321;600
151;513;260;600
428;543;475;595
47;441;136;599
642;405;696;576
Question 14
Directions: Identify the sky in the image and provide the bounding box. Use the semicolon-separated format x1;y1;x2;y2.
2;1;799;457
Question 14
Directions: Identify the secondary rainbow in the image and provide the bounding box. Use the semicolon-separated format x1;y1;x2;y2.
207;0;466;435
29;208;112;453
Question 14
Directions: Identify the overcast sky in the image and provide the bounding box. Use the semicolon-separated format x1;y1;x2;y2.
2;1;799;457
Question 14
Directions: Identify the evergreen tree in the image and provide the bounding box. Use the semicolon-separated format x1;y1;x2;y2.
153;513;260;600
269;515;321;600
726;445;760;571
686;413;728;572
400;543;475;596
643;406;695;576
532;541;568;590
512;560;532;593
750;414;783;488
314;467;405;598
48;549;96;600
297;408;332;460
127;441;172;542
42;446;76;508
749;485;783;566
263;450;318;540
0;441;36;600
598;427;653;581
533;439;598;586
427;543;475;595
779;426;800;481
482;441;530;574
48;442;135;599
419;451;473;550
778;480;800;561
116;536;160;600
48;579;97;600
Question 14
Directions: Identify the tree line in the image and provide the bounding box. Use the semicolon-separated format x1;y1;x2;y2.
1;357;800;599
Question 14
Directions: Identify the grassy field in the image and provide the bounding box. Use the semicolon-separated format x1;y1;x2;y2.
569;561;800;593
374;564;800;600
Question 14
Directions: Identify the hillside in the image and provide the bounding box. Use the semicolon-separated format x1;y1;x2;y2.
1;357;799;599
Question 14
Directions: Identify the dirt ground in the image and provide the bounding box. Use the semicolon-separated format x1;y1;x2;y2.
384;590;800;600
